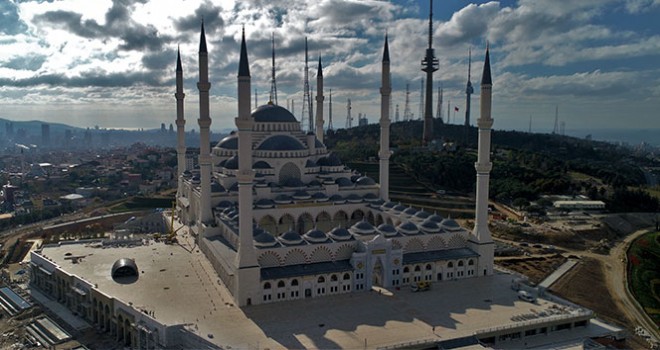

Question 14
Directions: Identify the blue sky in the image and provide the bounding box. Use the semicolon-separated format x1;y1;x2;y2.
0;0;659;135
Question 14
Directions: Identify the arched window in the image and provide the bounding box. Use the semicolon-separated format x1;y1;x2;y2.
468;259;475;266
448;262;454;268
458;260;464;267
277;281;285;288
264;282;271;289
403;266;410;273
291;279;299;286
414;265;421;272
425;264;432;270
343;273;351;280
318;276;325;283
331;274;338;282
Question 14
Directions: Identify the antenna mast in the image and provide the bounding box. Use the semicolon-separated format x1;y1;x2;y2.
345;98;352;128
403;83;411;121
269;33;278;104
436;85;443;121
553;105;559;134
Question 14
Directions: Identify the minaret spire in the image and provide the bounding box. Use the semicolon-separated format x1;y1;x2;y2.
464;47;474;143
421;0;439;146
235;27;259;306
302;38;313;132
379;34;392;201
315;55;325;142
470;45;494;277
175;46;186;201
328;89;333;131
197;21;212;224
269;32;278;105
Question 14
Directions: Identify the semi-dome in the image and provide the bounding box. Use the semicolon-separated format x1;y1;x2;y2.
253;160;272;169
303;228;328;243
397;221;420;235
278;230;304;245
335;177;353;187
257;135;305;151
377;223;398;237
251;103;298;123
224;156;239;170
111;258;138;279
216;133;238;149
356;176;376;186
328;227;352;241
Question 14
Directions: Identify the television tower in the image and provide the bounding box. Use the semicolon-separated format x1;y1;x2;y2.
418;78;424;120
465;48;474;143
302;37;313;132
436;85;443;121
421;0;439;145
269;33;278;104
328;89;333;131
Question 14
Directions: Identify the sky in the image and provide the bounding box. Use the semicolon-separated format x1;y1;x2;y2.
1;0;659;136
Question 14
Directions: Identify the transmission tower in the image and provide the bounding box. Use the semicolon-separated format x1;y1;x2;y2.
269;33;278;105
302;37;313;132
345;98;352;128
403;83;411;121
552;105;559;134
328;89;333;131
395;104;400;122
418;78;424;120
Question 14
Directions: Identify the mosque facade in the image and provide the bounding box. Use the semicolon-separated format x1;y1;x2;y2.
175;24;495;307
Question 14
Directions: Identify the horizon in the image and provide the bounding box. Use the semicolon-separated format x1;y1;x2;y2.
1;0;659;134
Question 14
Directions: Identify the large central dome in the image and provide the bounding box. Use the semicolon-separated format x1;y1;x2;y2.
251;103;297;123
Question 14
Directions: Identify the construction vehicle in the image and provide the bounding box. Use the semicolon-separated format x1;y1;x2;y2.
411;281;430;292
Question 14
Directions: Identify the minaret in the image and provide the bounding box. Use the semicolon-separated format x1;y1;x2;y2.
470;46;494;277
379;35;391;201
234;28;259;306
302;38;313;132
328;89;333;131
175;47;186;199
197;22;212;224
315;56;325;142
269;33;278;105
464;48;474;143
421;0;439;145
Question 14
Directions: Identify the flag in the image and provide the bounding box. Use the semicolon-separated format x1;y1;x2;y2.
454;106;459;112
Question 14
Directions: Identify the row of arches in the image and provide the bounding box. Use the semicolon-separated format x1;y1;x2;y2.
258;209;372;235
258;244;355;267
262;272;353;303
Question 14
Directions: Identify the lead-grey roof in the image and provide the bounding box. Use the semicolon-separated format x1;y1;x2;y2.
261;260;353;280
402;247;479;265
252;104;297;123
216;134;238;149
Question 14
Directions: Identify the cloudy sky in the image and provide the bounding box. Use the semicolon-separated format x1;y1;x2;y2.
1;0;659;135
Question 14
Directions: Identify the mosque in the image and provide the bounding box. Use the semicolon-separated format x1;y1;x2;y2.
174;24;495;307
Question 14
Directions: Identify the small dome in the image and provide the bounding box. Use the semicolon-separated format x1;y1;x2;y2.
428;213;444;223
350;220;376;235
216;133;238;149
278;230;304;245
363;193;379;202
211;182;225;193
413;210;431;220
345;193;363;203
305;159;317;168
356;176;376;186
182;170;192;178
317;152;342;166
328;227;352;241
392;204;407;214
281;177;305;188
253;160;272;169
397;221;420;235
254;232;278;248
255;198;275;208
420;220;441;233
216;200;233;208
292;190;311;200
252;104;298;122
441;218;462;231
111;258;138;279
274;194;292;204
381;201;396;210
335;177;353;187
257;135;305;151
329;194;345;204
377;224;397;237
224;156;239;170
402;207;418;217
303;228;328;243
308;180;322;187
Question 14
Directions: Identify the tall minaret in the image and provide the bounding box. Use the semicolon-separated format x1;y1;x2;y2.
379;35;391;201
269;33;278;105
234;28;259;306
315;56;325;142
464;48;474;143
328;89;333;131
470;46;494;277
197;22;212;224
421;0;439;145
175;47;186;199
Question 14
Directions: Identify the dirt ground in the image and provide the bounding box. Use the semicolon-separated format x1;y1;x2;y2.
549;257;649;349
496;254;567;284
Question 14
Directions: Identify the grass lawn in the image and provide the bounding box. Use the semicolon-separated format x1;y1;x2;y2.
628;231;660;327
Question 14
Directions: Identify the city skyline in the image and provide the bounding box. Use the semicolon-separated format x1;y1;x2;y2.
1;0;659;134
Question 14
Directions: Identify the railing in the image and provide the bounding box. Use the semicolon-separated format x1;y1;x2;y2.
474;310;593;335
376;337;438;350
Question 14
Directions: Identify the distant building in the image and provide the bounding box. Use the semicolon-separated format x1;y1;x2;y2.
553;200;606;211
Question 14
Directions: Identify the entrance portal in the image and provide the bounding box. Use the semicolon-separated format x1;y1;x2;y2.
372;259;384;287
